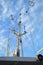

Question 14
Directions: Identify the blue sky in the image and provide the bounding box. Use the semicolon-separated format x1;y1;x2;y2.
0;0;43;57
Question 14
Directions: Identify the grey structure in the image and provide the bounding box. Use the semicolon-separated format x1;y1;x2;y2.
0;57;43;65
0;57;36;61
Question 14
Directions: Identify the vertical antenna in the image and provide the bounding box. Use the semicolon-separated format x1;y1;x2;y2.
6;28;11;56
12;13;27;57
6;14;14;56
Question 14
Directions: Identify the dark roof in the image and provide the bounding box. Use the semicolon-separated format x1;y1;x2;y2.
0;57;43;65
0;57;36;61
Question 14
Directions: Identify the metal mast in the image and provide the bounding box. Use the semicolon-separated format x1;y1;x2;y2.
6;14;14;56
6;35;10;56
11;14;27;57
6;0;35;57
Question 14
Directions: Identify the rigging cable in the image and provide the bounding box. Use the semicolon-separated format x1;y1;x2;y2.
20;38;24;57
24;32;36;56
19;14;24;57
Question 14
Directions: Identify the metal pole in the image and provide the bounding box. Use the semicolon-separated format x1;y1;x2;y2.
17;20;21;56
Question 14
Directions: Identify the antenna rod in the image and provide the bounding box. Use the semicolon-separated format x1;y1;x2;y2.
12;20;27;57
10;14;27;57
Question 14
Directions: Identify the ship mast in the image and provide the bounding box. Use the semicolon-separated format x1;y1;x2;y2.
12;14;27;57
6;14;14;56
6;0;35;57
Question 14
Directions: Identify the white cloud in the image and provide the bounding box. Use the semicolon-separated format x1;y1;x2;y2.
21;15;30;24
27;28;34;35
20;6;26;15
0;0;7;14
1;0;7;14
0;29;5;34
0;0;16;22
26;22;34;31
0;0;8;21
0;36;7;51
15;0;23;11
0;47;3;51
